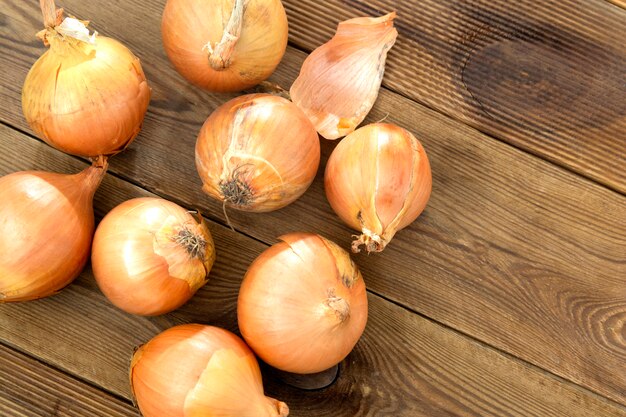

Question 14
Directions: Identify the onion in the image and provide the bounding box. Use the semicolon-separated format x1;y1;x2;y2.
130;324;289;417
91;198;215;316
0;160;107;302
22;0;151;157
290;12;397;139
162;0;288;92
195;94;320;212
325;123;432;253
238;232;368;374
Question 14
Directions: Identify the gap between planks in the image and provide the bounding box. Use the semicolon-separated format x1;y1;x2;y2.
1;121;624;412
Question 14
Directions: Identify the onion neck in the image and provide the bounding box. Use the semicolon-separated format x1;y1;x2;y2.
40;0;59;28
75;157;108;200
261;396;289;417
206;0;245;70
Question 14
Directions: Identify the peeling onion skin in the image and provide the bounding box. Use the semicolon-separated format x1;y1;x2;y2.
195;94;320;212
290;12;397;139
92;198;215;316
162;0;288;92
0;162;107;302
238;233;368;374
130;324;289;417
325;123;432;253
22;7;151;157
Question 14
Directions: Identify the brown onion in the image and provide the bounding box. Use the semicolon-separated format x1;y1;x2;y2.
195;94;320;212
22;0;151;157
238;232;368;374
0;160;107;302
325;123;432;253
130;324;289;417
162;0;288;92
92;198;215;316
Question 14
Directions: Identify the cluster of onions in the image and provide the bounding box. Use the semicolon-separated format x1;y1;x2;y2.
22;0;151;157
162;0;288;92
238;233;368;373
290;13;397;139
195;94;320;212
0;160;107;302
91;197;215;316
325;123;432;253
130;324;289;417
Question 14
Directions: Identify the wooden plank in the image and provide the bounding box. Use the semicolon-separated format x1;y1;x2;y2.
0;344;138;417
1;127;625;417
281;0;626;192
1;0;625;404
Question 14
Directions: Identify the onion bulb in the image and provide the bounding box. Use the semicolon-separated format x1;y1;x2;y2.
195;94;320;212
162;0;288;92
92;198;215;316
290;12;397;139
325;123;432;253
0;161;107;302
130;324;289;417
22;0;151;157
238;233;368;374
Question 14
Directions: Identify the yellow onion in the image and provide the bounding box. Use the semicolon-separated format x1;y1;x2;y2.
290;12;397;139
22;0;151;157
0;160;107;302
195;94;320;212
325;123;432;253
130;324;289;417
238;233;368;374
91;198;215;316
162;0;288;92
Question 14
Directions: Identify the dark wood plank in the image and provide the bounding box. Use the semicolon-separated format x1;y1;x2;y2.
282;0;626;192
1;127;625;417
0;344;138;417
1;0;625;404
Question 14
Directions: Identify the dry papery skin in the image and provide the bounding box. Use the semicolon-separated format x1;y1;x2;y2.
0;161;107;302
162;0;288;92
195;94;320;213
91;198;215;316
290;12;397;139
238;232;368;374
325;123;432;253
22;0;150;157
130;324;289;417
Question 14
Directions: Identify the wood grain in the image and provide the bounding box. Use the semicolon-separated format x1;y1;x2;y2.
0;0;625;404
0;128;625;417
0;344;138;417
282;0;626;192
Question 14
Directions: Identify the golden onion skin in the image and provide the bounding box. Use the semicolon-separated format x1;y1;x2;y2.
22;35;151;157
130;324;289;417
0;164;106;302
195;94;320;212
92;198;215;316
325;123;432;253
162;0;288;92
238;233;368;374
290;13;397;139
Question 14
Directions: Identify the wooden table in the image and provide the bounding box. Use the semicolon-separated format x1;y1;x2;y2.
1;1;625;416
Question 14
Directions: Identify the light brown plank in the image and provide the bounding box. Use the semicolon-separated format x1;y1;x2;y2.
1;126;625;417
1;0;625;404
0;343;138;417
282;0;626;192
